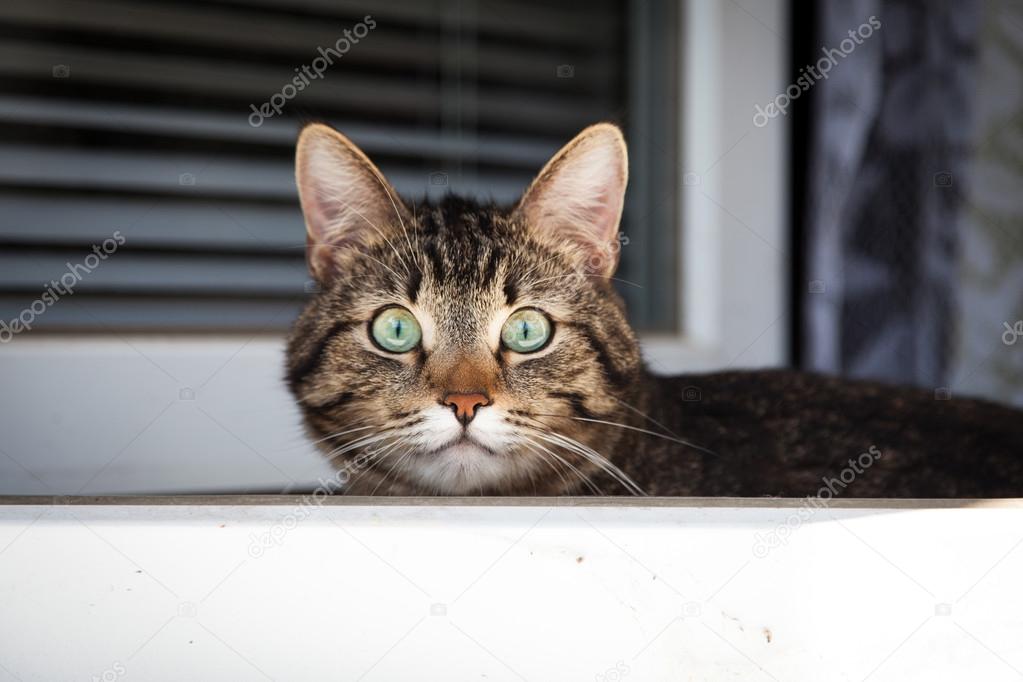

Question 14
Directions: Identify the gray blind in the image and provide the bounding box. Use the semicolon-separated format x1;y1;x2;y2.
0;0;677;333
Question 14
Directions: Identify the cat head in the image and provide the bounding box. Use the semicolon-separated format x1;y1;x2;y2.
286;122;644;495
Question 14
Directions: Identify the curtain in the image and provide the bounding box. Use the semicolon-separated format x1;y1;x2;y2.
803;0;980;389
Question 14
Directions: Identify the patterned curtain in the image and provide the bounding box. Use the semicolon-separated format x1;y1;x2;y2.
950;0;1023;407
803;0;980;388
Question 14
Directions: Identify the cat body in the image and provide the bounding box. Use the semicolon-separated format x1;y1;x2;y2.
286;122;1023;497
620;370;1023;497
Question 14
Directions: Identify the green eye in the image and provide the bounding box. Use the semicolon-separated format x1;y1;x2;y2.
371;307;422;353
501;308;552;353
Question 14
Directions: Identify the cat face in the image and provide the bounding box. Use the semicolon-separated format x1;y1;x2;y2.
287;123;644;495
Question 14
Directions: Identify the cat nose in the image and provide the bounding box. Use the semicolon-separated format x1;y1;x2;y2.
442;392;491;425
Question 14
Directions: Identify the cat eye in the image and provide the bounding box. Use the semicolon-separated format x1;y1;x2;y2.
501;308;552;353
370;307;422;353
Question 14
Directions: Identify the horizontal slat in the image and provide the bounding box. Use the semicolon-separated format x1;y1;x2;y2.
0;294;304;330
0;95;561;170
204;0;617;47
0;144;532;202
0;0;614;92
0;192;306;251
0;40;611;136
0;250;308;295
0;143;296;199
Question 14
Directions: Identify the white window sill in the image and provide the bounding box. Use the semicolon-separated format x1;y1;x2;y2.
0;497;1019;680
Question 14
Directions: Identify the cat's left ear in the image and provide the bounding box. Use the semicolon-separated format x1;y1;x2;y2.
513;123;628;276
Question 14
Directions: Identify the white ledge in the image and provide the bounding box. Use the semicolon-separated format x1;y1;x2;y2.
1;499;1021;680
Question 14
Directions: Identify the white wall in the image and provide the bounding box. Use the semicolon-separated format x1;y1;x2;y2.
0;336;334;494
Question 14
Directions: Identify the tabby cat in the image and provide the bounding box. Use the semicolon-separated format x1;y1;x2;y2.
286;122;1023;497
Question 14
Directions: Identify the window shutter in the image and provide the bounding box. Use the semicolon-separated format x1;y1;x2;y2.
0;0;683;333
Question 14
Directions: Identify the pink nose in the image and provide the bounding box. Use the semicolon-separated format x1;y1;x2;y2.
442;392;491;424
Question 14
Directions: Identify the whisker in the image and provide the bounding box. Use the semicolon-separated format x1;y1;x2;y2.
523;437;605;496
335;430;413;492
520;440;581;494
369;440;414;495
320;189;411;274
521;442;569;491
394;204;419;272
526;273;643;289
517;419;645;496
608;396;703;448
368;173;418;270
535;432;645;496
411;197;422;261
348;248;407;285
515;415;638;494
324;430;402;461
528;412;717;457
517;253;568;287
309;423;375;446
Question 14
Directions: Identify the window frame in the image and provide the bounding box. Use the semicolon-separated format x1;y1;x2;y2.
641;0;789;374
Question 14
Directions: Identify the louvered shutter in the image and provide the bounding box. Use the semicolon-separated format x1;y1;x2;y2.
0;0;678;332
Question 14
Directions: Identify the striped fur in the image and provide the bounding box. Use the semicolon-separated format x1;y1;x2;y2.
286;191;645;495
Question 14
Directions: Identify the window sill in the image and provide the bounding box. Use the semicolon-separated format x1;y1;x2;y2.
1;496;1020;679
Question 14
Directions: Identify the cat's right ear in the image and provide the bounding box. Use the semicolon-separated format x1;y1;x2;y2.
513;123;628;277
295;123;410;283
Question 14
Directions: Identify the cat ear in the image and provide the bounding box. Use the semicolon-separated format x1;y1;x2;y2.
295;123;410;282
514;123;628;276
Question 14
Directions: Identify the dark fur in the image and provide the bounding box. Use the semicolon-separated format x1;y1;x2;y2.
614;371;1023;497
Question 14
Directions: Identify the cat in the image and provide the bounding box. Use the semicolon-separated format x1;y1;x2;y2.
286;122;1023;497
